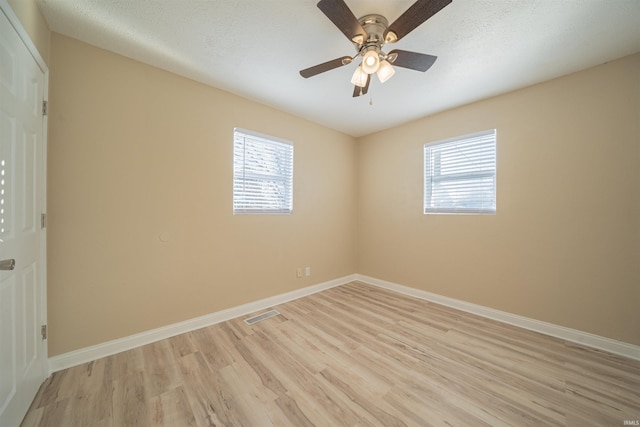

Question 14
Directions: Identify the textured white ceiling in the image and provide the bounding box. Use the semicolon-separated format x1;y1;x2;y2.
38;0;640;137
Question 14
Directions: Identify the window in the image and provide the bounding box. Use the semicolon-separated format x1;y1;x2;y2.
424;129;496;214
233;128;293;214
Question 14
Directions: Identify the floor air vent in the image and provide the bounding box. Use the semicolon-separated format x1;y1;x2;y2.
243;309;280;325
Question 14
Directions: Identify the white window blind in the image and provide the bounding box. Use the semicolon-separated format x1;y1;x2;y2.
233;128;293;214
424;129;496;214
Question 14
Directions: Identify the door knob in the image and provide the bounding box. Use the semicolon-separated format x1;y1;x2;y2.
0;259;16;270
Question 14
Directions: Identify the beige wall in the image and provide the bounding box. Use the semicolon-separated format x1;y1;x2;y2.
357;53;640;346
7;0;50;64
47;34;358;356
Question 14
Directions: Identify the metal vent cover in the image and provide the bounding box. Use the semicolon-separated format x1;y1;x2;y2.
244;309;280;325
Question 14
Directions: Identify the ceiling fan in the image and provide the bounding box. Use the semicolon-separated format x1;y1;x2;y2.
300;0;452;97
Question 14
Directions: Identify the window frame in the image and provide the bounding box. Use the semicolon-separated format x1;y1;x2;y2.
233;128;294;215
423;129;497;215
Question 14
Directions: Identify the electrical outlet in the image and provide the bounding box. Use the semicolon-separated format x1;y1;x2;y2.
305;267;311;276
296;268;303;278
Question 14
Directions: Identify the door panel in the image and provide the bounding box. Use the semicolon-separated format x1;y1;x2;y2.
21;129;37;234
23;263;38;371
0;4;47;426
0;277;16;413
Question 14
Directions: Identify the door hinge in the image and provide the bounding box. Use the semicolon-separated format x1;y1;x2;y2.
41;213;47;229
41;325;47;340
42;100;48;116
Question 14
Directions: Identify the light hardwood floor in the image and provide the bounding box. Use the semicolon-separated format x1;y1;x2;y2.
21;282;640;426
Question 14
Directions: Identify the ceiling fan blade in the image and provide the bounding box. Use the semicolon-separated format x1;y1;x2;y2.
384;0;452;43
300;56;352;78
388;50;437;72
352;74;371;97
317;0;367;43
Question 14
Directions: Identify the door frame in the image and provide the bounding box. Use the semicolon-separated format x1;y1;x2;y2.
0;0;48;380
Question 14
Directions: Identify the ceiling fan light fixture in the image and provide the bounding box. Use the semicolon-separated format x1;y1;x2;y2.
361;49;380;74
376;60;395;83
351;64;368;87
302;0;452;96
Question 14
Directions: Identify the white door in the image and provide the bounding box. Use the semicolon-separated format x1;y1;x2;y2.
0;4;48;427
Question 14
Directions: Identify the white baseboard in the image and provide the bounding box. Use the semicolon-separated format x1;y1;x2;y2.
48;274;356;373
49;272;639;373
355;274;640;362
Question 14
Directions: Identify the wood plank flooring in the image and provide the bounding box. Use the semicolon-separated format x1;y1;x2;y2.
21;282;640;426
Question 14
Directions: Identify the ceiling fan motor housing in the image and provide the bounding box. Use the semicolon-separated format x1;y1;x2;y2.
354;14;389;53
